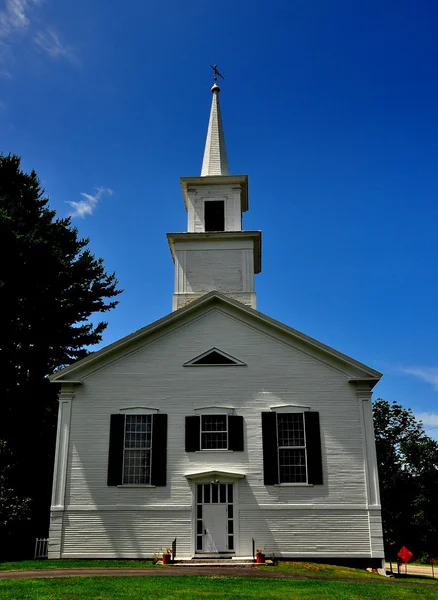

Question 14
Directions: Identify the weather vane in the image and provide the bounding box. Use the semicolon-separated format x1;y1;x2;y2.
211;64;225;82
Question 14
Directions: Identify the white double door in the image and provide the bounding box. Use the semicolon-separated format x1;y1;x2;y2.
203;504;228;552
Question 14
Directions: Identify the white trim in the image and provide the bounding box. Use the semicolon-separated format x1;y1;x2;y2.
57;504;192;511
185;469;245;481
49;291;382;383
195;450;234;453
51;388;74;508
184;346;246;367
270;404;310;413
117;484;156;488
194;406;235;414
52;503;379;511
274;483;314;487
361;398;381;506
119;406;159;414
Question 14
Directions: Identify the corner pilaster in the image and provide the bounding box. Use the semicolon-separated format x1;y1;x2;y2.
354;382;385;559
48;384;75;559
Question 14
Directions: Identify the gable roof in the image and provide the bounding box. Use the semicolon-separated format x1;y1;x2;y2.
49;291;382;385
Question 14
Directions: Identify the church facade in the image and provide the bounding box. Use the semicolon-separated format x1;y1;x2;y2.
48;80;384;566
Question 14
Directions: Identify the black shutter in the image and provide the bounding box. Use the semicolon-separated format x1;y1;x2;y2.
305;411;323;485
261;412;279;485
185;416;200;451
150;413;167;486
228;415;244;451
107;414;125;486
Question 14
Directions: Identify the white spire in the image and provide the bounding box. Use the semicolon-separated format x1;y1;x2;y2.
200;83;230;176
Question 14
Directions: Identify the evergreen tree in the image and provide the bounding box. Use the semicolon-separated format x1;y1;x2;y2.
0;154;121;558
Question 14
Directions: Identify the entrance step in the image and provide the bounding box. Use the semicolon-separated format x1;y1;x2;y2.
172;557;255;566
172;560;255;567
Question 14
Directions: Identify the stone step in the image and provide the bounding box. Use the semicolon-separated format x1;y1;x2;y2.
171;561;255;567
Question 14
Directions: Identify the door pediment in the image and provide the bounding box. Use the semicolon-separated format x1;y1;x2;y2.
185;469;245;483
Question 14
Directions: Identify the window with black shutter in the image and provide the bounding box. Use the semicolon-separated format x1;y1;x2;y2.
185;414;244;451
261;411;323;485
107;413;168;486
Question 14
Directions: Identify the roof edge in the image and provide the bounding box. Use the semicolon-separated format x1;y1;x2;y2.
50;291;382;383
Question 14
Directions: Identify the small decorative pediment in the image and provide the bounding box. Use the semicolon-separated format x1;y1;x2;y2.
119;406;159;414
184;347;246;367
194;406;235;415
270;404;310;413
185;469;245;482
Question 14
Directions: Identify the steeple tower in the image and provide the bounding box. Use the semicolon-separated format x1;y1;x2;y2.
200;83;229;176
167;71;261;311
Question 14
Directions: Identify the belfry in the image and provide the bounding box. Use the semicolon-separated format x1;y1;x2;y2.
167;77;261;311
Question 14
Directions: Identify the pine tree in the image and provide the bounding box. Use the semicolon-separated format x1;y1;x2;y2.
0;154;122;558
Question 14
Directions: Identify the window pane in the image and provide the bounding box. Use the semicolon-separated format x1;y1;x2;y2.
228;520;234;534
227;505;233;519
220;484;226;503
123;449;151;484
197;520;203;535
201;432;227;449
279;449;306;483
201;416;228;449
212;485;218;503
197;536;203;550
204;485;210;503
228;535;234;550
202;415;227;431
125;415;152;449
227;484;233;503
197;485;202;504
277;414;304;447
197;505;202;519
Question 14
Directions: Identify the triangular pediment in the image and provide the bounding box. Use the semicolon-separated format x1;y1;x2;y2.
49;291;382;385
184;347;246;367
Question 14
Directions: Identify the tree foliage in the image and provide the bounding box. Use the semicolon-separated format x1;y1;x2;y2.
373;399;438;558
0;154;121;557
0;441;31;534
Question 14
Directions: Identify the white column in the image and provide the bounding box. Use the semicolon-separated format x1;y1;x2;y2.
356;383;384;560
48;385;75;558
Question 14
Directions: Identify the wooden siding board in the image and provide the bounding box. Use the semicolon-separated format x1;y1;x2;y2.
56;308;379;558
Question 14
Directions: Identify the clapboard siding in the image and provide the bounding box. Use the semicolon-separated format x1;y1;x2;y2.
185;249;243;293
65;309;366;508
61;510;191;557
52;306;382;559
239;509;371;556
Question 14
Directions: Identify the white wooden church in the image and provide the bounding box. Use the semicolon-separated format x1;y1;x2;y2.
48;77;385;567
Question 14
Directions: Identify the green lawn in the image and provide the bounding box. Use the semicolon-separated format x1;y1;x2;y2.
0;575;437;600
269;561;382;579
0;559;157;571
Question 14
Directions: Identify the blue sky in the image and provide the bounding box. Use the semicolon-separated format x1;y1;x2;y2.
1;0;438;437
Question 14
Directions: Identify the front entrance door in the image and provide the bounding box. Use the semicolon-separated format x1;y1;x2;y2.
203;504;227;552
196;483;234;553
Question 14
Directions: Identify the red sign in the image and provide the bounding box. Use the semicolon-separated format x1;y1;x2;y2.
398;546;413;564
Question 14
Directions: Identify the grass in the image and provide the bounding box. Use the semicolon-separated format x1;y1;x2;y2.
0;559;157;571
1;575;438;599
267;561;383;579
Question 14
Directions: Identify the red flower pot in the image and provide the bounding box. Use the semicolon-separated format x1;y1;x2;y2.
256;552;265;564
162;553;171;564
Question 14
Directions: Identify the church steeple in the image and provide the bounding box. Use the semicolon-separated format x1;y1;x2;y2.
200;83;230;176
167;69;261;312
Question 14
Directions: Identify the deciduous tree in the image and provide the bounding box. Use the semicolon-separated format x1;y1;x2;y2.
373;399;438;559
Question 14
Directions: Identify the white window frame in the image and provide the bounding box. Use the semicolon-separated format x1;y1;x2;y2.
276;412;308;484
200;414;229;451
122;414;153;485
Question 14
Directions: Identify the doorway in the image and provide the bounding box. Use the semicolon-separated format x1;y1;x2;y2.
196;483;234;553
